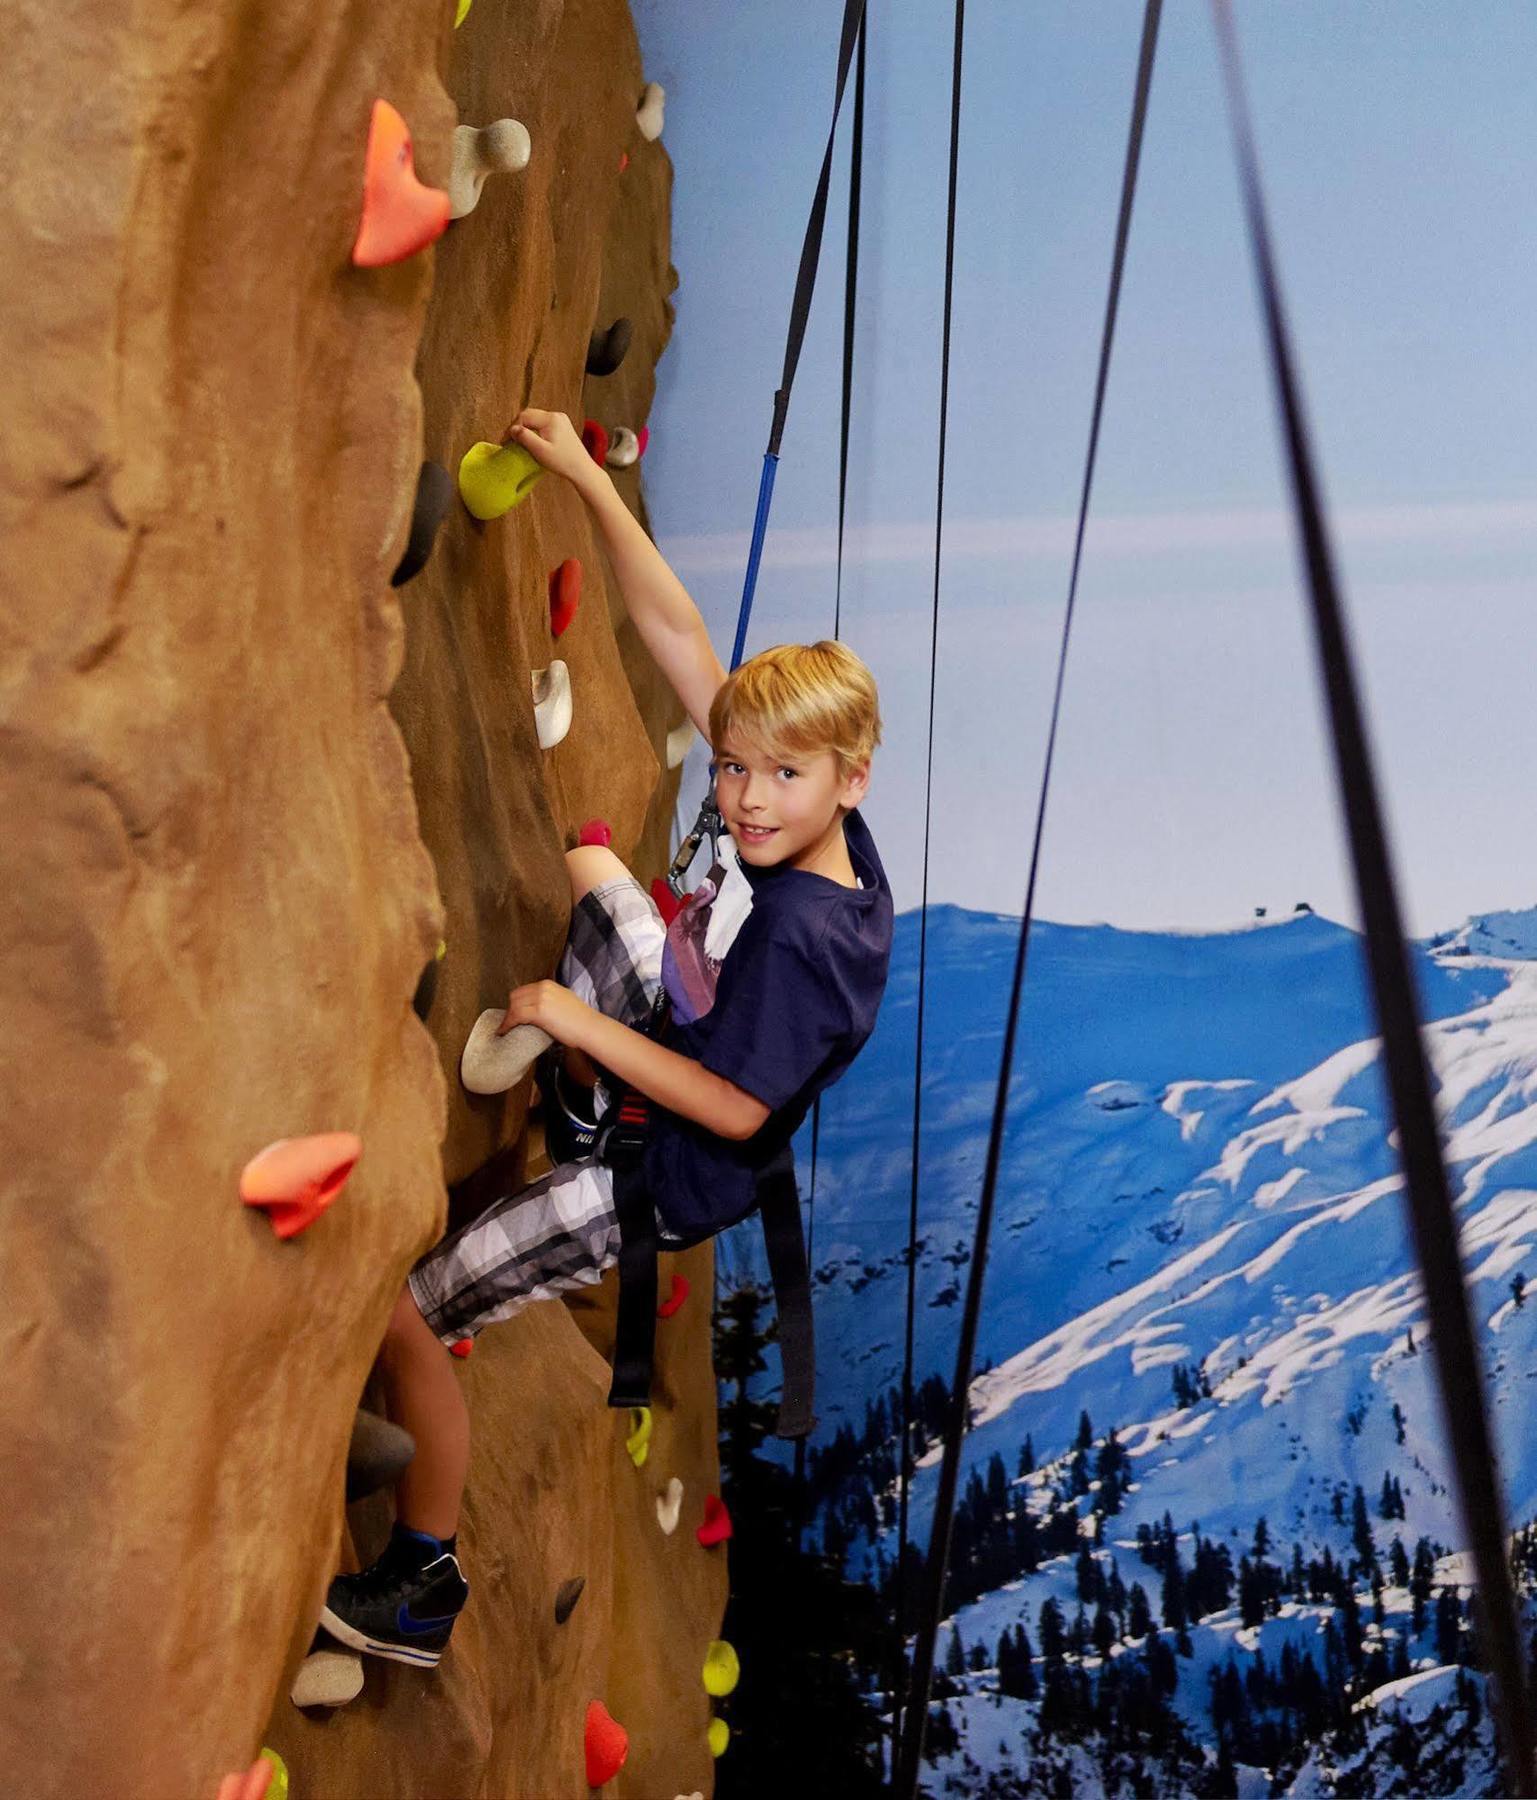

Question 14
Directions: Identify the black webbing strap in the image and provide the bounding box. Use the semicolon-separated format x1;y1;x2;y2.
757;1147;817;1439
894;4;1162;1790
1211;5;1535;1788
604;1092;659;1410
767;0;869;459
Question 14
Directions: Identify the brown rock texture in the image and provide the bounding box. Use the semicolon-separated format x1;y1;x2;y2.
0;0;722;1792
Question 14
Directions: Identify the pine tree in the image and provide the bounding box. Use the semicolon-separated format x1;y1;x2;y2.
1076;1409;1094;1452
945;1626;966;1678
1018;1434;1035;1477
1128;1581;1152;1640
1351;1483;1376;1565
1435;1586;1463;1665
1253;1516;1271;1557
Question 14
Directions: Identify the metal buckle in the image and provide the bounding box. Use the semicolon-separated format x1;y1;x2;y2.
666;790;722;899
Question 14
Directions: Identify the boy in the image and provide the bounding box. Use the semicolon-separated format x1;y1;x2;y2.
320;409;893;1667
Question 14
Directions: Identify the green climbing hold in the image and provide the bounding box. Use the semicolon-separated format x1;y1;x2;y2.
458;441;545;520
625;1405;652;1468
258;1748;290;1800
702;1639;740;1697
454;0;472;24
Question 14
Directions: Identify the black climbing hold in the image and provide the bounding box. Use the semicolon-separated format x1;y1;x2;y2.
411;943;445;1023
554;1575;586;1625
391;461;454;587
345;1408;416;1502
585;318;633;378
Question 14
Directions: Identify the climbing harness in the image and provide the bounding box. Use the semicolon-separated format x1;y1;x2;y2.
594;991;819;1438
1208;3;1534;1785
894;1;1162;1787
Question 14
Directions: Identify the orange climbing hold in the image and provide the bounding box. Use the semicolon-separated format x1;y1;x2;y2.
650;878;682;926
352;99;451;269
584;1699;629;1788
214;1758;274;1800
697;1493;733;1547
450;1339;473;1359
618;150;629;173
579;820;612;848
658;1272;690;1319
549;558;582;637
240;1133;361;1240
581;419;609;466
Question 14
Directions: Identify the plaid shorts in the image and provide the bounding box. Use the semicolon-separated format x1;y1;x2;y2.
408;876;682;1344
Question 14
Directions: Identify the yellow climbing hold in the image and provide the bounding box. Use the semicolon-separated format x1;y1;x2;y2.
707;1717;730;1758
454;0;472;25
702;1639;740;1697
435;939;447;961
458;441;544;520
259;1748;290;1800
625;1405;652;1468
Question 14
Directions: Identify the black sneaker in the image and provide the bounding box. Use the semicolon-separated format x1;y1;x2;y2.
536;1047;599;1165
319;1538;469;1669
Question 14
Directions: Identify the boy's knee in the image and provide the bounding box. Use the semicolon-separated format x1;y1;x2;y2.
382;1284;432;1358
566;844;632;904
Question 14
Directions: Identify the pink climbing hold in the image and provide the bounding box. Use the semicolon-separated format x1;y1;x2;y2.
650;878;682;926
549;558;582;638
450;1339;473;1359
352;100;451;268
697;1493;733;1548
635;426;650;459
584;1699;629;1788
581;419;609;466
240;1133;361;1240
657;1272;690;1319
579;820;612;849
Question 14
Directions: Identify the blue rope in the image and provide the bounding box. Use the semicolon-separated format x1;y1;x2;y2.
730;452;780;671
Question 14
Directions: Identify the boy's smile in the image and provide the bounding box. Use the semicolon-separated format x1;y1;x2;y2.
714;739;869;883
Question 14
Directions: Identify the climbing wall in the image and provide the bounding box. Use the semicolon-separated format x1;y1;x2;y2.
0;0;725;1793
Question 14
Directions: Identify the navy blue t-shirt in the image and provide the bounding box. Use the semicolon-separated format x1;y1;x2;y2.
644;808;893;1242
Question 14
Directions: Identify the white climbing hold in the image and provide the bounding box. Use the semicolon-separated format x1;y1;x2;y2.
460;1012;553;1095
665;720;694;770
532;660;572;749
449;119;532;219
656;1475;684;1535
636;82;665;142
605;426;640;470
291;1648;364;1709
673;1793;704;1800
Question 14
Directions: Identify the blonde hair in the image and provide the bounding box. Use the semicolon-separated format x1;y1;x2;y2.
709;640;882;782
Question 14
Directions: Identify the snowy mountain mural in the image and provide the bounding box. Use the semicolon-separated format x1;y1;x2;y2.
715;902;1537;1795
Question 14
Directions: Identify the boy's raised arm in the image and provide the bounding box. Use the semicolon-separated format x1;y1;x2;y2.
510;409;727;742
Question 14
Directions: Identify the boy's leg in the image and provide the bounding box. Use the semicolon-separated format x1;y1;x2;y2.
561;844;646;1087
377;1286;469;1540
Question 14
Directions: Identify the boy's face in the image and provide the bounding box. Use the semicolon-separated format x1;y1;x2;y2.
714;737;869;873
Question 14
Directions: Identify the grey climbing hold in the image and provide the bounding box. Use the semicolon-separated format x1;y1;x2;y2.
605;426;640;469
449;119;532;220
345;1408;416;1503
532;660;572;749
461;1012;553;1096
291;1647;365;1709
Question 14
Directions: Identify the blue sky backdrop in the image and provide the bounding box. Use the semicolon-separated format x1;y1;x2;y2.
631;1;1537;934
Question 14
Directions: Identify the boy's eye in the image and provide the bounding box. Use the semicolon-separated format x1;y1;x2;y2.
777;768;799;780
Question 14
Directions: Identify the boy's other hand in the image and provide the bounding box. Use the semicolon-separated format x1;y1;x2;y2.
498;978;594;1048
508;408;603;494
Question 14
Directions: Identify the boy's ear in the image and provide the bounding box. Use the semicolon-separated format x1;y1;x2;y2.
839;760;871;810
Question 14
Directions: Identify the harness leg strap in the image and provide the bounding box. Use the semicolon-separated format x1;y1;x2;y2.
758;1148;817;1439
607;1156;659;1409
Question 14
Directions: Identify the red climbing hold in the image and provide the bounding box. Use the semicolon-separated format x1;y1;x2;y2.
240;1133;361;1240
450;1339;473;1359
579;820;612;848
549;558;582;638
581;419;609;466
657;1272;690;1319
650;878;682;926
618;150;629;173
697;1493;733;1548
352;100;451;269
584;1699;629;1788
635;426;650;459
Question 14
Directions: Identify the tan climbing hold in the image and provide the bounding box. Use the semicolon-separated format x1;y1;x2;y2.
291;1647;365;1709
461;1012;552;1095
665;721;695;771
449;120;531;219
533;660;572;749
656;1475;683;1535
636;82;665;142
